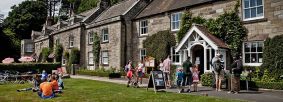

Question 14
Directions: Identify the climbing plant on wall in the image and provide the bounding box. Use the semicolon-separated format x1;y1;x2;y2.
177;1;246;56
55;44;63;63
143;30;176;61
92;32;101;68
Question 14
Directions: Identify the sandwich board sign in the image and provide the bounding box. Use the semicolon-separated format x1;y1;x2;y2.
147;71;166;93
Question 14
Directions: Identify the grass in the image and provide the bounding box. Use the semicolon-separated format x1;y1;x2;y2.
0;79;242;102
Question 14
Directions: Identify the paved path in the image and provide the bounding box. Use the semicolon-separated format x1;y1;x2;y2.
71;75;283;102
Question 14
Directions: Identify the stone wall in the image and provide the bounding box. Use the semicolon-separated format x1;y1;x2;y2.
34;38;49;62
85;22;122;70
53;27;82;52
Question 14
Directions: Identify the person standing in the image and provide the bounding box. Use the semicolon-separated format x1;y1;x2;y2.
192;64;200;92
182;56;193;93
159;59;164;71
176;67;185;93
137;60;145;85
212;54;223;91
229;55;243;94
163;55;172;88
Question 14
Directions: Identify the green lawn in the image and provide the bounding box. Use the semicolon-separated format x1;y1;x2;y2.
0;79;242;102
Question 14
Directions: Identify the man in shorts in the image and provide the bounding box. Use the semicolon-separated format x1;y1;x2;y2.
212;54;223;91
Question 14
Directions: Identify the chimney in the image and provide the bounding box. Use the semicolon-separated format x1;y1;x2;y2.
100;0;111;9
45;16;53;26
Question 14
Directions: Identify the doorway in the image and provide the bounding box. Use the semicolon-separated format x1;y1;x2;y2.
191;45;204;75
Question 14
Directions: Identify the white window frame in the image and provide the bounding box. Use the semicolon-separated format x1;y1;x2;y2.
69;36;74;48
88;52;94;65
243;41;264;66
139;49;146;61
139;20;148;36
62;57;66;66
171;12;182;31
26;44;33;52
242;0;264;21
171;47;181;65
88;32;94;44
102;28;109;42
101;51;109;65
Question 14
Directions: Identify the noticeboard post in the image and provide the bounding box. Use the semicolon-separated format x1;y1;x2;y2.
147;71;166;93
144;56;155;74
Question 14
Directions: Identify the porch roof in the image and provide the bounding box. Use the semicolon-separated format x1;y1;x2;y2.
176;25;229;52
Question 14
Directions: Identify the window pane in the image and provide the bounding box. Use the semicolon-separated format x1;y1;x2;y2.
250;0;256;7
244;9;251;19
244;0;249;8
251;42;257;52
258;53;263;63
176;22;180;29
245;43;251;52
257;6;263;16
251;8;257;18
176;55;180;63
258;42;263;52
103;58;108;64
257;0;262;5
251;53;257;63
245;53;250;63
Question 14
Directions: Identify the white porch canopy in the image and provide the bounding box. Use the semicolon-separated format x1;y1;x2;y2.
175;24;229;73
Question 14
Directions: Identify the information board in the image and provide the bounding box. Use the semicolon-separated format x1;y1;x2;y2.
147;71;166;92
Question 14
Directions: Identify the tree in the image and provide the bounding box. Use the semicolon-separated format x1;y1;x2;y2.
55;44;63;62
3;1;47;39
92;32;101;68
41;47;50;62
143;30;176;61
78;0;99;13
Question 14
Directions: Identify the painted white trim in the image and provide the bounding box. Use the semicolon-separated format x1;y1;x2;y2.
175;25;219;52
170;12;183;31
243;63;262;66
242;0;264;21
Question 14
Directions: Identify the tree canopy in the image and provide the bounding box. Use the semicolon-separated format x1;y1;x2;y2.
3;1;47;39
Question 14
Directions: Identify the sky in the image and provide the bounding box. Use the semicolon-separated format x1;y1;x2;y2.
0;0;26;18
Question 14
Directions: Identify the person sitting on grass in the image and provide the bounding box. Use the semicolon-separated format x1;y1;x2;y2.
41;70;48;81
17;74;41;92
38;78;55;99
58;73;64;90
176;67;185;93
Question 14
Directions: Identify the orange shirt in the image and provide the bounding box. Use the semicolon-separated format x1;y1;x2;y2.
40;82;53;96
51;80;59;90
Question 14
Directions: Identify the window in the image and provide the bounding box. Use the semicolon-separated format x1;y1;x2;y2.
102;51;109;65
88;32;94;44
243;0;264;21
69;36;74;48
88;52;94;65
55;39;60;45
26;44;33;52
139;20;148;35
62;58;66;65
102;28;109;42
140;49;146;61
244;42;263;65
171;12;182;31
171;47;181;64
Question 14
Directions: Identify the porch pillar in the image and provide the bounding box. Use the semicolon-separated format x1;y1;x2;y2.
204;47;207;73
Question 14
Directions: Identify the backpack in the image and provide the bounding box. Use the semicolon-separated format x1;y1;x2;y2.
124;65;129;72
213;60;222;73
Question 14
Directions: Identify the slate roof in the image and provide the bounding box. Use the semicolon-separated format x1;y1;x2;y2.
94;0;138;22
136;0;214;19
195;25;229;49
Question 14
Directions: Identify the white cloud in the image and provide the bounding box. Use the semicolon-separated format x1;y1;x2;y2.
0;0;26;18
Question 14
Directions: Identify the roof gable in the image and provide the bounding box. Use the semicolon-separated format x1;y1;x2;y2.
176;25;229;52
94;0;139;23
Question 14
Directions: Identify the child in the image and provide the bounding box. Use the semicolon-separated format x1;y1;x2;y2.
159;59;163;71
192;64;200;92
176;67;185;93
137;60;145;85
126;61;133;87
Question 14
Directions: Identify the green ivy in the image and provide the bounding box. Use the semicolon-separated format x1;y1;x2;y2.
41;47;50;62
143;30;176;61
55;44;63;63
92;32;101;68
69;48;80;65
262;35;283;80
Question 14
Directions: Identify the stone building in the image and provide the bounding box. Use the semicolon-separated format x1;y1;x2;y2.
22;0;283;73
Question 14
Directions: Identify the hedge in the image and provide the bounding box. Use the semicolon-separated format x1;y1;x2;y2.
0;63;60;74
201;72;214;86
76;70;121;78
